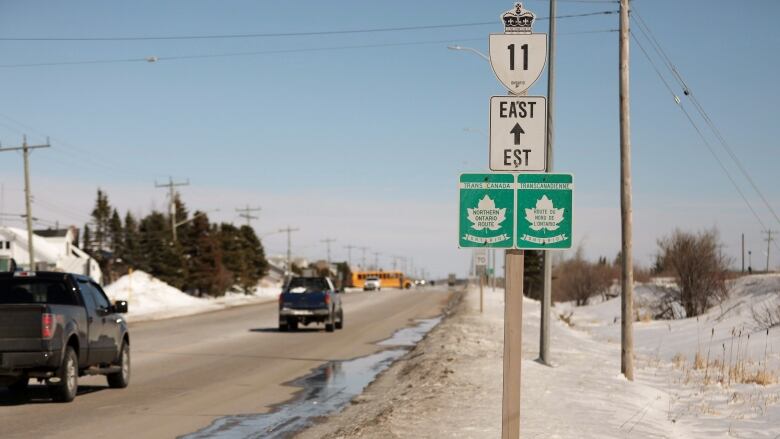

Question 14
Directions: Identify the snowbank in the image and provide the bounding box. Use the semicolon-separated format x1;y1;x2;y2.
104;271;281;322
300;277;780;438
565;274;780;362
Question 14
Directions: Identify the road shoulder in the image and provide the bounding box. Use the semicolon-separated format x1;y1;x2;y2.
295;287;486;438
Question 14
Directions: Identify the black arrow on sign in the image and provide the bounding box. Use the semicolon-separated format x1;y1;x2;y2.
510;123;525;145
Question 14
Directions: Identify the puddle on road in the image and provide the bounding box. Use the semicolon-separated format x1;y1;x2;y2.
183;317;442;439
377;317;441;347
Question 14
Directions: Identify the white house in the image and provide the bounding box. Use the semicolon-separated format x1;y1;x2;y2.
0;226;102;283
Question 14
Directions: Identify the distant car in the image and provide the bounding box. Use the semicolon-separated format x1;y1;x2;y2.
0;271;130;402
278;276;343;332
414;279;427;287
363;276;381;291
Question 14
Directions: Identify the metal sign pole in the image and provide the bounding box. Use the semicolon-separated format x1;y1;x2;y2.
480;267;484;313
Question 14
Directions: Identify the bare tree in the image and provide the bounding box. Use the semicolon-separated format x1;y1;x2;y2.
657;229;730;317
553;251;613;306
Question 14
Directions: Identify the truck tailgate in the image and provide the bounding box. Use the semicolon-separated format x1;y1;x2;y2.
0;305;44;351
281;291;328;309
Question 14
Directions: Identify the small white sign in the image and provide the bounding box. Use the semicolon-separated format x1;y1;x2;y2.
489;95;547;171
475;251;488;267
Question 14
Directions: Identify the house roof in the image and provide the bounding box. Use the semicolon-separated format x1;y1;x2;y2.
0;226;63;261
34;228;71;238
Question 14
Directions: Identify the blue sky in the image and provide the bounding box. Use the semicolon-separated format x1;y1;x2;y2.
0;0;778;277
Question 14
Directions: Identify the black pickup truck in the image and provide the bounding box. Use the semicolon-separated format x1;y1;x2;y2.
278;276;343;332
0;271;130;402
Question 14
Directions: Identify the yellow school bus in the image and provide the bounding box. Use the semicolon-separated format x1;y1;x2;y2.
351;271;412;289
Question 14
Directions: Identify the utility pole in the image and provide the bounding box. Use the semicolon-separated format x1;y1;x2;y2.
0;183;4;226
0;136;50;270
358;246;368;270
492;249;497;291
279;226;300;273
155;177;189;242
741;233;745;273
344;244;355;268
764;230;778;272
236;205;261;227
619;0;635;381
372;251;381;270
539;0;557;367
321;238;336;266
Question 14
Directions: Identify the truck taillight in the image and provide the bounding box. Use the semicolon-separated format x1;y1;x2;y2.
324;293;331;305
279;293;284;304
42;313;54;339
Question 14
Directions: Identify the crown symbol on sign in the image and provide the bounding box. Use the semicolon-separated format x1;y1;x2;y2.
502;2;535;34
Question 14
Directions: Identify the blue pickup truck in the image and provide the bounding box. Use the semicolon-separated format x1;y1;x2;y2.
278;276;344;332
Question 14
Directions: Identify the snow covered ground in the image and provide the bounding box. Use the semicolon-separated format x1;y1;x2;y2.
299;275;780;438
103;270;282;322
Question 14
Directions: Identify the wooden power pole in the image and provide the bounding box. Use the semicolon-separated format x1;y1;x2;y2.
155;176;189;242
619;0;635;381
279;226;300;273
236;205;261;227
0;135;50;270
764;230;778;272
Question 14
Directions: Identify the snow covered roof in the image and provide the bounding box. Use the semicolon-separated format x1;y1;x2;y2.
0;226;64;261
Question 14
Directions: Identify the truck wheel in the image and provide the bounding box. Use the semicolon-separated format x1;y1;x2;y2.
289;319;299;331
278;321;289;332
335;310;344;330
107;342;131;389
325;311;335;332
50;346;78;402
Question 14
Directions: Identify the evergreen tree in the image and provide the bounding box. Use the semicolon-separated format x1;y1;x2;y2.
523;250;545;300
237;225;268;294
218;223;243;292
108;209;123;256
82;224;92;253
186;214;230;296
139;211;185;289
122;212;141;268
90;189;112;252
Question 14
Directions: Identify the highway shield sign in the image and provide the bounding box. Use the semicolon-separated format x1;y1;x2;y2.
489;33;547;94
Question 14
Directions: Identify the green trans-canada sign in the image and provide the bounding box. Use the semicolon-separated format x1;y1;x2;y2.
516;173;573;249
458;173;573;250
459;173;515;248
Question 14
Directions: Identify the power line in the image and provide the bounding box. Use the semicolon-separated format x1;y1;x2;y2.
0;113;161;180
631;32;780;257
631;7;780;229
0;11;617;42
0;30;618;69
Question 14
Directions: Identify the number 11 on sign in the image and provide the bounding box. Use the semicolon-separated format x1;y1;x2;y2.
507;43;528;71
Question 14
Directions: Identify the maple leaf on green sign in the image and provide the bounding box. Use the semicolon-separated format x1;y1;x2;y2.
525;195;564;231
467;195;506;231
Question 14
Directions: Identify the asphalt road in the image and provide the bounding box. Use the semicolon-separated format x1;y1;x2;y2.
0;286;453;439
